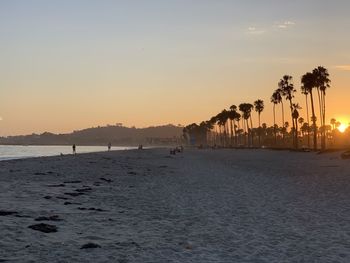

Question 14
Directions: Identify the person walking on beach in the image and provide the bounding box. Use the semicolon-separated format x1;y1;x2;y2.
108;142;112;151
72;144;76;155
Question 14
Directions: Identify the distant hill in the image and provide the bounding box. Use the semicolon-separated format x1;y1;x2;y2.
0;124;184;146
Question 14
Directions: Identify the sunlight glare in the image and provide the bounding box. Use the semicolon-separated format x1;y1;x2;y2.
338;123;348;133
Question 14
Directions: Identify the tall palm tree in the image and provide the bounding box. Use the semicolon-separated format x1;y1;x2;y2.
217;110;230;147
254;99;264;146
301;83;311;148
239;103;253;147
301;72;317;150
271;89;284;144
330;118;336;131
270;93;278;144
279;75;297;148
292;104;301;148
229;105;238;146
298;117;304;144
313;66;331;150
234;111;241;146
209;116;218;145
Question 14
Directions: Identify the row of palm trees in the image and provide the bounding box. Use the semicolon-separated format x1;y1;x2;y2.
183;66;331;150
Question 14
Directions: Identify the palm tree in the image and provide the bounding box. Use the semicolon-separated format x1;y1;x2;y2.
217;110;230;147
301;72;317;150
239;103;253;147
209;116;218;145
270;93;278;144
298;117;304;144
271;89;284;144
229;105;238;146
292;104;301;148
330;118;336;131
234;111;241;146
301;83;311;148
313;66;331;150
279;75;297;148
254;99;264;146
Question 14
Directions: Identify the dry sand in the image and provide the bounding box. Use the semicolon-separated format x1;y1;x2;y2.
0;148;350;262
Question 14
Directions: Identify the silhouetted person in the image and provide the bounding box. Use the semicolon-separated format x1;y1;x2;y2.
72;144;76;155
108;142;112;151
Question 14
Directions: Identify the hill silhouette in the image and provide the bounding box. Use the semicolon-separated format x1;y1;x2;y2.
0;124;183;146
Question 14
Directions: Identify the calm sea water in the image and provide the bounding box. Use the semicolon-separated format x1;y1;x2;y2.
0;145;137;161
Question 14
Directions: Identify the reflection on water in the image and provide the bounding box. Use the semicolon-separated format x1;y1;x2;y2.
0;145;136;161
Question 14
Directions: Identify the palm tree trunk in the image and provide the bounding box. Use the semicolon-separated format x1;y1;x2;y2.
273;104;276;144
316;88;325;150
233;120;237;146
246;119;249;147
310;90;317;150
305;94;310;148
250;116;254;147
258;113;261;146
295;119;298;149
281;101;285;142
288;99;295;148
322;91;326;149
230;120;234;146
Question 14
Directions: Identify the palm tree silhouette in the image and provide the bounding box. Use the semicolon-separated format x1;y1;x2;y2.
298;117;304;143
183;65;332;150
330;118;336;131
279;75;297;148
270;93;278;144
301;82;311;148
301;72;317;150
313;66;331;150
239;103;254;147
254;99;264;146
234;110;241;146
229;105;237;146
292;104;301;148
271;89;283;144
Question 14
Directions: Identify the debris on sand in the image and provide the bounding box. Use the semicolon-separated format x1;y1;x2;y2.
28;223;58;233
80;243;101;249
100;177;113;183
63;180;82;184
64;192;85;197
0;210;17;216
75;187;92;193
47;184;65;187
35;215;63;222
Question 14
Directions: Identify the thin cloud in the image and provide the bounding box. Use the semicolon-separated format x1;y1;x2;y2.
335;65;350;71
246;20;295;36
276;21;296;29
246;26;265;35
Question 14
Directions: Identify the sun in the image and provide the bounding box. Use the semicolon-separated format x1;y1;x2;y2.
337;123;348;133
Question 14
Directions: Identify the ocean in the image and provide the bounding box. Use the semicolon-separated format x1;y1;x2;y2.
0;145;136;161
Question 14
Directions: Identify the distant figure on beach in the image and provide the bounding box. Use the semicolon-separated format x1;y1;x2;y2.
108;142;112;151
72;144;76;155
138;144;143;150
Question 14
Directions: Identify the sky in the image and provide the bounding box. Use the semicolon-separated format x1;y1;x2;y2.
1;0;350;136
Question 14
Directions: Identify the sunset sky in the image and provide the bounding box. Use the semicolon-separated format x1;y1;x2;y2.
1;0;350;136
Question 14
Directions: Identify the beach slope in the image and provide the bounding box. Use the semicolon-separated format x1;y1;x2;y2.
0;149;350;262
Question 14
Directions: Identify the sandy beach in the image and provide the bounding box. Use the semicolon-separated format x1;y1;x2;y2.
1;148;350;262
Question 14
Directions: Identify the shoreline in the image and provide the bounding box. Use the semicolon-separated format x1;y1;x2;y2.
0;145;142;162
